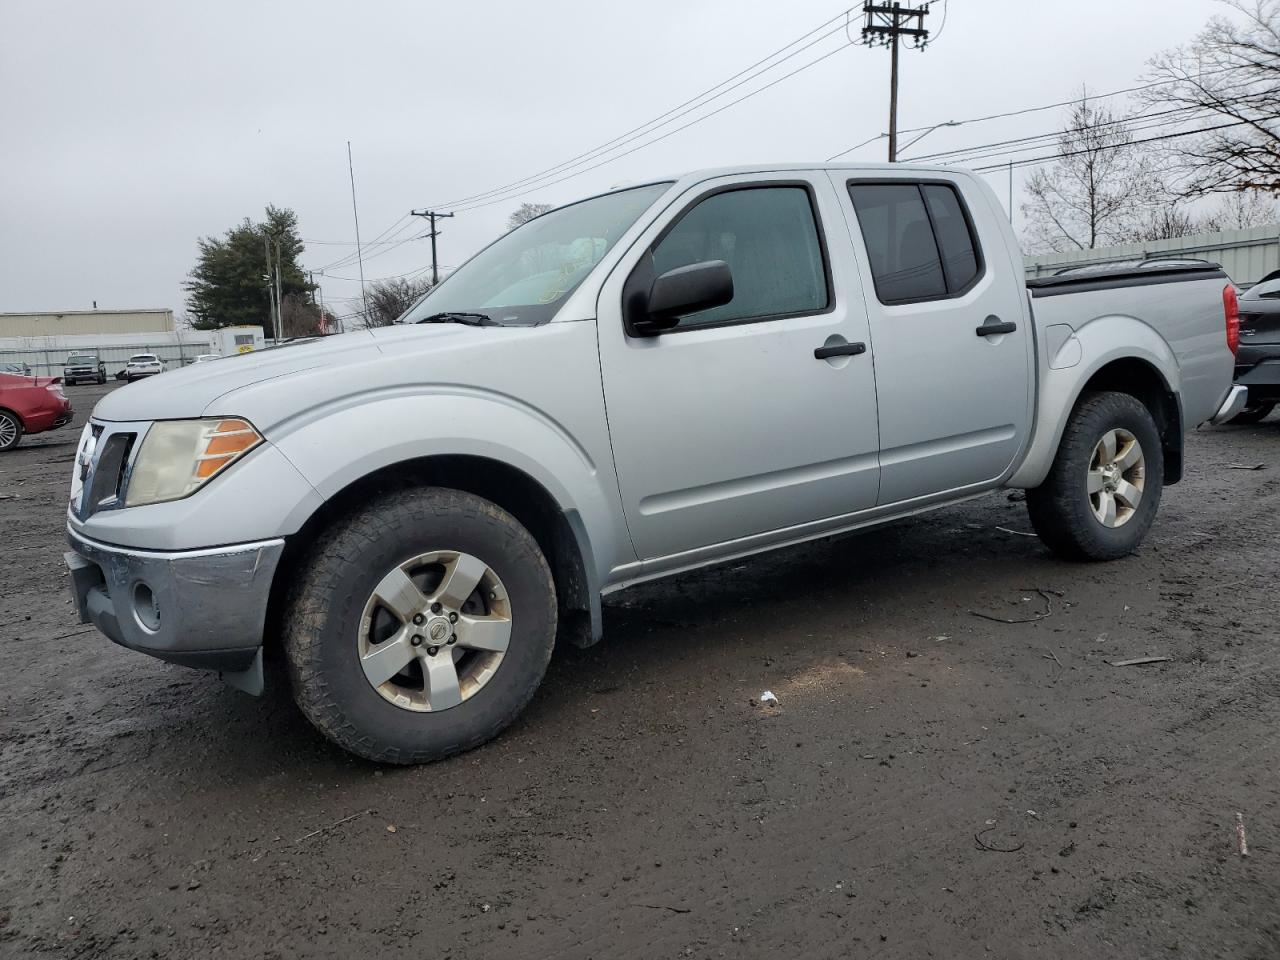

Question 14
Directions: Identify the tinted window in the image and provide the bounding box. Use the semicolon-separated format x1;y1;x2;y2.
847;183;945;303
1243;277;1280;300
922;184;980;292
650;186;828;328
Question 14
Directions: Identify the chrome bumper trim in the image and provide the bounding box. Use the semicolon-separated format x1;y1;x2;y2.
1210;384;1249;424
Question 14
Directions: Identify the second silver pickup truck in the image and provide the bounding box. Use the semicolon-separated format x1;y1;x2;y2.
65;163;1245;763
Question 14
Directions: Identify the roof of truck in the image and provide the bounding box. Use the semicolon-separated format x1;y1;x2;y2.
607;162;958;192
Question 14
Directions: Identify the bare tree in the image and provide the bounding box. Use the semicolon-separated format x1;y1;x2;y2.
1197;189;1280;230
506;202;553;231
279;294;330;338
1021;95;1169;252
358;276;434;328
1127;204;1202;242
1144;0;1280;196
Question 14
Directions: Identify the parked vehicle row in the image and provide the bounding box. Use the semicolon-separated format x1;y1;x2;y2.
64;162;1245;764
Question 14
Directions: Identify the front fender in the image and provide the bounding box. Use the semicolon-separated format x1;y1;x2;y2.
1009;314;1180;488
269;387;634;590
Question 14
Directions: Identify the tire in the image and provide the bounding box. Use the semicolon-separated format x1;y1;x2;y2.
0;410;23;451
1027;391;1163;561
1228;399;1275;425
97;373;106;385
284;486;557;764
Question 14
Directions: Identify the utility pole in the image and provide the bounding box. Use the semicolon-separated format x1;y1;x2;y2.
274;236;283;337
1007;159;1014;223
410;209;455;285
263;235;277;338
861;2;931;162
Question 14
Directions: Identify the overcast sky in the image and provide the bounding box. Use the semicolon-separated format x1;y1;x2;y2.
1;0;1222;320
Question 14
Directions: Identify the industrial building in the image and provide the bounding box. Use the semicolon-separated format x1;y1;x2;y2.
0;308;175;338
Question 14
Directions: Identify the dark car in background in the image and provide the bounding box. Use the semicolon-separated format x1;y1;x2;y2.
1232;269;1280;423
64;353;107;385
0;372;73;450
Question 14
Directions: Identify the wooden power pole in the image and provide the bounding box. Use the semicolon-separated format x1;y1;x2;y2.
410;209;455;286
861;2;931;162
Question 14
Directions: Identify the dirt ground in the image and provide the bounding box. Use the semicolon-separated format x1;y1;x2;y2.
2;380;1278;960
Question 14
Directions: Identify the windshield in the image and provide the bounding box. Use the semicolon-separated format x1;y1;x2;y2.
129;355;157;362
67;355;96;363
402;182;670;327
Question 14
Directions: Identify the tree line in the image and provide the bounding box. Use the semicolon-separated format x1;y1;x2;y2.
1022;0;1280;252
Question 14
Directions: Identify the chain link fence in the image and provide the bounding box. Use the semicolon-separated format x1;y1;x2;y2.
0;340;215;378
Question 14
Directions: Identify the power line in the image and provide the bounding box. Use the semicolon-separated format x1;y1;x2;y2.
428;10;861;212
826;60;1244;160
447;40;855;215
968;118;1253;173
905;103;1253;168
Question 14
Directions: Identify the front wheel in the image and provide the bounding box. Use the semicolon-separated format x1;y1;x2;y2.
284;486;557;764
1027;391;1163;561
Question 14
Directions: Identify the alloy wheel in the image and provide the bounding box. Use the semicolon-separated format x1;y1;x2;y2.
1087;428;1145;528
356;551;512;712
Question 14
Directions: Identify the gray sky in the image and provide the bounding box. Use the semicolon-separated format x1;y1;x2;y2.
1;0;1221;320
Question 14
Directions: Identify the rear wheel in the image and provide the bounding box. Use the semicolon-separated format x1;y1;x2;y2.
97;372;106;385
1228;398;1276;425
1027;391;1163;561
0;410;22;451
284;486;557;764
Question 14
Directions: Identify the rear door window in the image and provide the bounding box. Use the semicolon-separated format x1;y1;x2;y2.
847;181;983;304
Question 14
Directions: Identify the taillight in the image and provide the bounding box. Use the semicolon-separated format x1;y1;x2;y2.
1224;284;1240;356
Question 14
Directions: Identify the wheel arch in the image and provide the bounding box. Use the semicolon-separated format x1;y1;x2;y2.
1073;356;1183;483
1011;317;1184;488
0;405;26;435
266;454;602;661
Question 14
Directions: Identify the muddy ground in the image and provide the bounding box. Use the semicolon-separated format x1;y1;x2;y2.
1;380;1278;959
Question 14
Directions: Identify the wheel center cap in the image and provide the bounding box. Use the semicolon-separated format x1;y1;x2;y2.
427;618;452;643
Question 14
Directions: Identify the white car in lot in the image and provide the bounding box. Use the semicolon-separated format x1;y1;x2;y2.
123;354;165;382
193;354;220;364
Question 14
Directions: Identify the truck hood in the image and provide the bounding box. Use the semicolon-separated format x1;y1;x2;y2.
92;330;383;422
90;323;531;423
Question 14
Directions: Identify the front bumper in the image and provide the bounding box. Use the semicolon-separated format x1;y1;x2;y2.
65;529;284;692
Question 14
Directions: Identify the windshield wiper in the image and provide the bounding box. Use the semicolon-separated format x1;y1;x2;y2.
415;312;498;327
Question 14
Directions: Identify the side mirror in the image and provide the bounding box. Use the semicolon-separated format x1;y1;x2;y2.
633;260;734;336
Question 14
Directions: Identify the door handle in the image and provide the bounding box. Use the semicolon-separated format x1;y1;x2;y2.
976;316;1017;337
814;341;866;360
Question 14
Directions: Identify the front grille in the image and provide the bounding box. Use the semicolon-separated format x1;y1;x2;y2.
85;433;135;514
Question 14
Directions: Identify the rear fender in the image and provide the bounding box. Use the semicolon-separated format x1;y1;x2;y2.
1010;315;1180;488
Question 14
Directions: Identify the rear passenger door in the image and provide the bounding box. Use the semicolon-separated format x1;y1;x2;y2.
838;174;1033;505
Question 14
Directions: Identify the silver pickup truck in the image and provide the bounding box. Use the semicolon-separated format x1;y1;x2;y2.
65;164;1245;763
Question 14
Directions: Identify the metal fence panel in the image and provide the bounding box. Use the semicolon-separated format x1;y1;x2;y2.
0;340;214;378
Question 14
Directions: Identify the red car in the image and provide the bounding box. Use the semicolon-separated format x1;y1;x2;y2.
0;373;73;451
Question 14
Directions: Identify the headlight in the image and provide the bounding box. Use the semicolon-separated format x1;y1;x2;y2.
125;418;262;506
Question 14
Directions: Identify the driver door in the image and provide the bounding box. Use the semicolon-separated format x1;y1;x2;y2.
596;174;881;561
